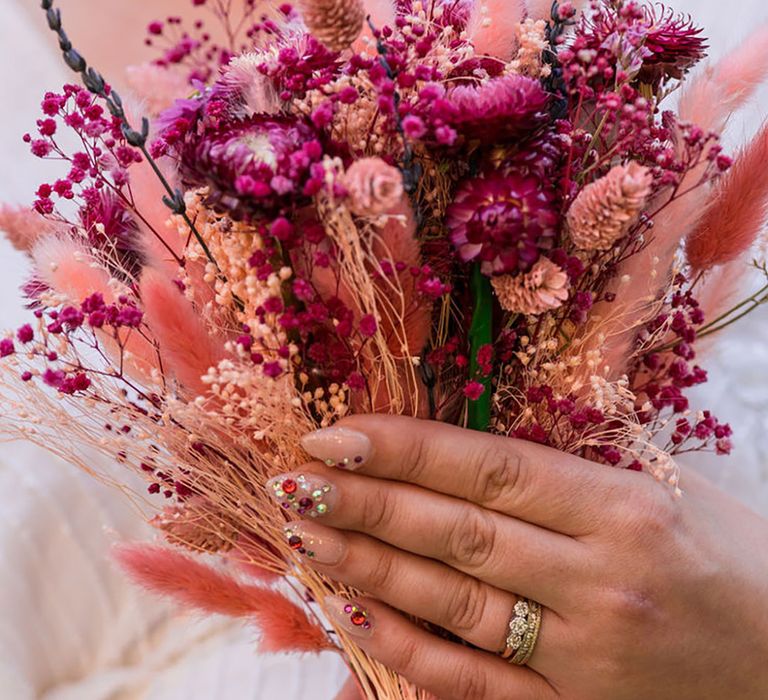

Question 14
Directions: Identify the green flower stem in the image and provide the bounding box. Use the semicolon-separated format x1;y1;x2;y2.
467;264;493;432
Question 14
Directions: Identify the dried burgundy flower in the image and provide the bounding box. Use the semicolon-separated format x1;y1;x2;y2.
639;6;708;82
447;172;559;275
446;75;550;143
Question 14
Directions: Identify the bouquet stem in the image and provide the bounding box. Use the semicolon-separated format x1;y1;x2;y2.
468;264;493;431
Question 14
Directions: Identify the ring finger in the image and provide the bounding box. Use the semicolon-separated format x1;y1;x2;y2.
283;519;568;669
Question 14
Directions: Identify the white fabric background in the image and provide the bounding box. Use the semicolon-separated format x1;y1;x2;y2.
0;1;766;698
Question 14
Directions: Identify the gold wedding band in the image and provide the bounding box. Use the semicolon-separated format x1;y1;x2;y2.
500;598;542;666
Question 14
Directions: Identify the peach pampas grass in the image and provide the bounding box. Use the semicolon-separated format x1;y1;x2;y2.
139;267;225;396
686;123;768;273
114;543;333;653
467;0;525;62
0;205;64;254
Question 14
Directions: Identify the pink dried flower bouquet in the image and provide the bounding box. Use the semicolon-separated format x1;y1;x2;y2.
1;0;768;697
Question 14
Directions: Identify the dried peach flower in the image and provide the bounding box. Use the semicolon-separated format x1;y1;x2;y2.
566;162;653;251
492;258;569;315
342;157;405;216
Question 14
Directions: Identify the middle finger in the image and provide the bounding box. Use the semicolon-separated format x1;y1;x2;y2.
267;467;588;610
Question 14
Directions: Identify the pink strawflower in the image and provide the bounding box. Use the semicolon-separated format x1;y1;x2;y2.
566;162;653;251
447;172;559;275
491;259;569;315
342;158;404;216
447;75;549;142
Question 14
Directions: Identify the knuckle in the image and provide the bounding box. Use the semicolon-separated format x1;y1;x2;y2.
367;546;397;591
389;634;421;676
360;486;395;533
451;660;489;700
444;576;489;634
446;508;498;569
400;434;430;483
604;584;663;630
635;489;682;534
472;447;526;504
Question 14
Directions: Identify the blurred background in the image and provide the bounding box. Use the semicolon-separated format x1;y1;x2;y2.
0;0;766;698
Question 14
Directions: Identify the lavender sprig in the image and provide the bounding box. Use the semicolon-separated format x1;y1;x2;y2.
39;0;218;269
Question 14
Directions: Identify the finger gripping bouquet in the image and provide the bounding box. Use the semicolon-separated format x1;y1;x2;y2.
2;0;767;697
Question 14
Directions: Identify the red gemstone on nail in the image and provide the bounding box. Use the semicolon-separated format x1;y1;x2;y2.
350;610;367;626
282;479;297;494
288;535;303;550
298;497;313;509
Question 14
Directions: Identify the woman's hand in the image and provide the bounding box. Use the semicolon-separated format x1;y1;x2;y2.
268;416;768;700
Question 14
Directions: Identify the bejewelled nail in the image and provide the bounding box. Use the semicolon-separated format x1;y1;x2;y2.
266;473;336;517
283;522;346;565
301;426;372;471
325;595;375;638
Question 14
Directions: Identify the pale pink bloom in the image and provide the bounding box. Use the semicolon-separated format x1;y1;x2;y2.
342;157;404;216
566;162;653;251
125;63;191;116
220;54;282;117
492;259;569;315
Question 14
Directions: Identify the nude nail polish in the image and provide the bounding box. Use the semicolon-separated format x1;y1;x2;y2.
284;522;346;565
265;473;337;517
325;595;375;638
301;427;372;470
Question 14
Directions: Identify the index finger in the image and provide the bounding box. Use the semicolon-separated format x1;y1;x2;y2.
300;415;641;535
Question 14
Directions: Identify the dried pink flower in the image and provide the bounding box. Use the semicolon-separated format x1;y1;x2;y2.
297;0;366;52
566;162;653;252
342;157;404;216
447;171;559;275
447;74;549;142
492;259;569;315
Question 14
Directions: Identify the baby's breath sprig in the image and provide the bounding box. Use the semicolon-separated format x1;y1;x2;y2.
38;0;218;269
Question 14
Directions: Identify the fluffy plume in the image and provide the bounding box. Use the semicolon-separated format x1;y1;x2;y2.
139;267;225;396
297;0;366;52
468;0;525;62
342;157;404;216
678;25;768;133
0;205;65;254
220;54;282;117
491;259;569;314
686;124;768;272
567;163;653;251
114;543;332;653
125;64;191;116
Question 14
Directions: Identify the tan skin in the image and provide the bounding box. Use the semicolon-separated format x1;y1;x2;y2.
289;416;768;700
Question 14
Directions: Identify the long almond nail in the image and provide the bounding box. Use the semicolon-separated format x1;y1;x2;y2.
284;522;346;565
301;427;372;470
266;473;336;517
325;595;374;638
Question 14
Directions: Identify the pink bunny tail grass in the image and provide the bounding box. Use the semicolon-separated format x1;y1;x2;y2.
686;123;768;273
139;267;225;396
32;236;160;379
695;258;748;352
32;236;114;303
125;63;191;116
679;25;768;133
467;0;525;61
114;543;333;653
374;197;432;358
0;205;65;254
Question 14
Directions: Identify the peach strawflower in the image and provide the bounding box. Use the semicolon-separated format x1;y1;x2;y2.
342;157;404;216
566;162;653;251
492;259;569;315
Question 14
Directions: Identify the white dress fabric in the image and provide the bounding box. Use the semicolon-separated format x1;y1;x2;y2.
0;0;766;698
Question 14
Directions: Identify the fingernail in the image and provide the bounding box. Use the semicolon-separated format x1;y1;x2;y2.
266;473;337;518
325;595;374;638
301;426;372;471
284;522;346;565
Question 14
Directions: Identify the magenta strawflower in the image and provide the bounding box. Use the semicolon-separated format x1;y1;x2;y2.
447;172;559;275
446;75;550;142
